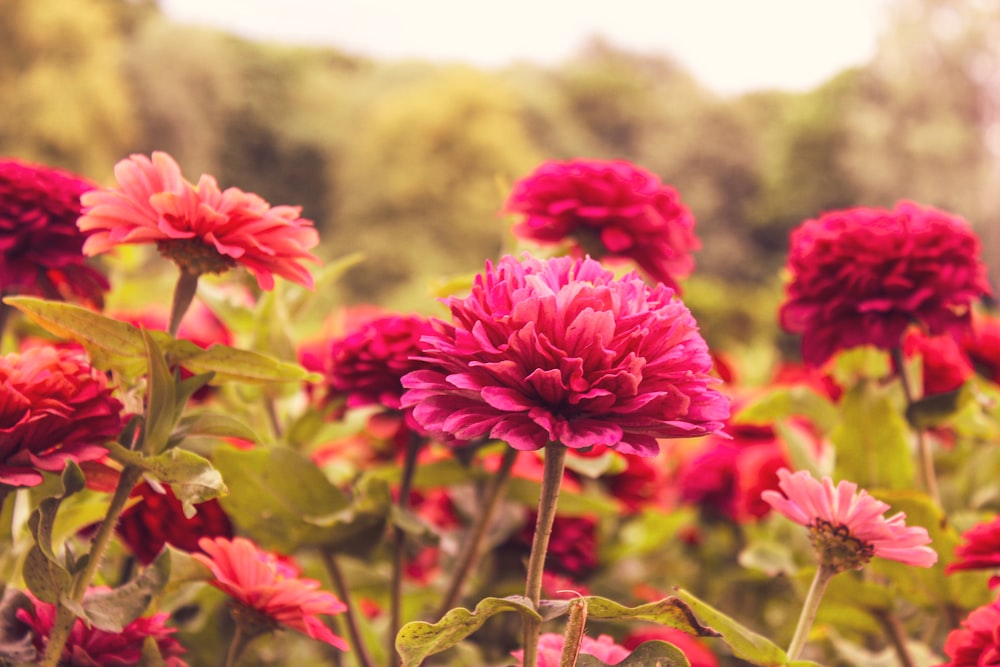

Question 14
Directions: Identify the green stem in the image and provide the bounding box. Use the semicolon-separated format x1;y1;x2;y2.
891;347;941;505
521;443;568;667
787;564;836;660
436;447;519;616
224;623;249;667
388;433;424;667
40;465;143;667
875;610;917;667
168;270;200;337
320;549;377;667
0;301;10;347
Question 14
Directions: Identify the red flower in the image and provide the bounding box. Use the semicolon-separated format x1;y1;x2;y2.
963;310;1000;385
0;158;108;306
401;255;729;456
116;481;233;565
193;537;348;649
17;589;187;667
939;598;1000;667
507;514;600;580
505;159;699;291
779;201;991;366
946;515;1000;574
0;347;123;487
902;329;974;396
77;152;319;289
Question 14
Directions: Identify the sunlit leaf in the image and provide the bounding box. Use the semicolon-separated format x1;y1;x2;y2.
674;589;788;666
831;381;914;491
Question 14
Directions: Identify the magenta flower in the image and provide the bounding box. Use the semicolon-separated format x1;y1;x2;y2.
946;515;1000;574
401;255;729;456
779;201;992;366
762;468;938;572
512;633;630;667
504;159;699;291
77;152;319;289
0;158;108;306
939;598;1000;667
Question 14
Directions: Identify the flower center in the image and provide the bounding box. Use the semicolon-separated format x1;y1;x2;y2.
808;519;875;573
157;239;237;277
230;601;280;640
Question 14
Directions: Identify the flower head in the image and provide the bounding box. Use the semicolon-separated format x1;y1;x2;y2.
939;599;1000;667
903;329;974;396
505;159;699;290
762;468;937;572
963;309;1000;385
946;515;1000;574
18;589;187;666
401;255;729;456
0;347;124;487
192;537;348;649
512;633;630;667
779;201;991;366
77;152;319;290
0;158;108;306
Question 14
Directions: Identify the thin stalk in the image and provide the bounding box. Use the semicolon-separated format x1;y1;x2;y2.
787;564;836;660
521;443;568;667
224;624;249;667
0;301;10;346
388;433;424;667
40;465;143;667
167;270;200;337
875;610;917;667
436;447;519;616
891;347;941;505
321;549;377;667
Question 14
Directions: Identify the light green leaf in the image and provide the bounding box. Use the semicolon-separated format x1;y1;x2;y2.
169;344;316;385
141;329;178;455
582;596;719;636
831;381;914;491
170;411;263;446
674;589;788;666
736;386;839;434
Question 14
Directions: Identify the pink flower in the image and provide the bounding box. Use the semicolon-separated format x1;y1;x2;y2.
0;158;108;306
192;537;348;649
939;599;1000;667
401;255;729;456
624;628;719;667
762;468;938;572
0;347;124;487
77;152;319;290
17;589;188;666
779;201;992;366
512;633;630;667
505;159;699;291
946;515;1000;574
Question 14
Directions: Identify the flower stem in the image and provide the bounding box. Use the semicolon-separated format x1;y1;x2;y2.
0;301;10;346
891;347;941;505
40;465;143;667
168;270;200;337
521;442;568;667
875;610;917;667
388;433;424;667
437;447;519;616
320;549;377;667
225;623;249;667
787;564;836;660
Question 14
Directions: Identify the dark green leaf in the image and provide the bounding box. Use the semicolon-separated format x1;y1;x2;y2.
582;596;719;637
23;545;70;604
905;384;976;429
82;550;171;632
576;641;692;667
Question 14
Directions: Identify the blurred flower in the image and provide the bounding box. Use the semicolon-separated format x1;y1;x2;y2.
116;480;233;565
601;452;673;513
762;468;938;572
902;329;974;396
401;255;728;455
77;152;319;289
193;537;348;649
506;513;600;581
115;301;233;349
0;346;123;487
624;627;719;667
963;309;1000;385
505;158;699;291
512;633;630;667
939;598;1000;667
779;201;991;366
18;589;187;667
946;515;1000;574
0;158;108;306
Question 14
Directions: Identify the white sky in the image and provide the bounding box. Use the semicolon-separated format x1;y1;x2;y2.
158;0;893;96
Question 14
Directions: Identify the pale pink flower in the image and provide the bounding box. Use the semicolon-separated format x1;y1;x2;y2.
762;468;938;572
77;152;319;290
512;633;630;667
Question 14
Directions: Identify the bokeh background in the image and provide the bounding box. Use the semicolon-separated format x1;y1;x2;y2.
3;0;998;362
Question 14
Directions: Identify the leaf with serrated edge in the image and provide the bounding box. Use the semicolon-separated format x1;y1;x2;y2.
674;589;787;666
23;545;70;604
82;550;171;632
396;596;539;667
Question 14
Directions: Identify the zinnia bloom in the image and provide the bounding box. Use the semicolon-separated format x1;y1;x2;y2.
902;329;974;396
779;201;992;366
504;159;699;291
77;152;319;290
512;633;630;667
0;158;108;306
946;515;1000;574
963;310;1000;385
0;346;124;487
17;589;188;666
192;537;348;649
762;468;938;572
401;255;729;456
939;599;1000;667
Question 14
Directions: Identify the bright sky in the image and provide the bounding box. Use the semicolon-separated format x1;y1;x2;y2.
158;0;893;96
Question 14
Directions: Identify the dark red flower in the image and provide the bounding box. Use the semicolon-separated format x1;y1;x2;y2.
963;310;1000;385
0;347;123;487
939;598;1000;666
946;515;1000;574
0;158;108;306
779;201;992;366
505;159;699;291
509;514;600;580
401;255;729;456
17;589;188;666
903;329;975;396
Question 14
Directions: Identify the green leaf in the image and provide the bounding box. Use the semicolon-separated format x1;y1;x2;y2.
82;550;171;632
736;386;839;434
831;381;915;491
106;444;228;518
576;641;692;667
139;636;169;667
905;384;977;430
170;411;263;447
674;589;788;666
581;596;719;636
396;596;540;667
168;344;316;385
142;329;178;455
23;545;71;604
